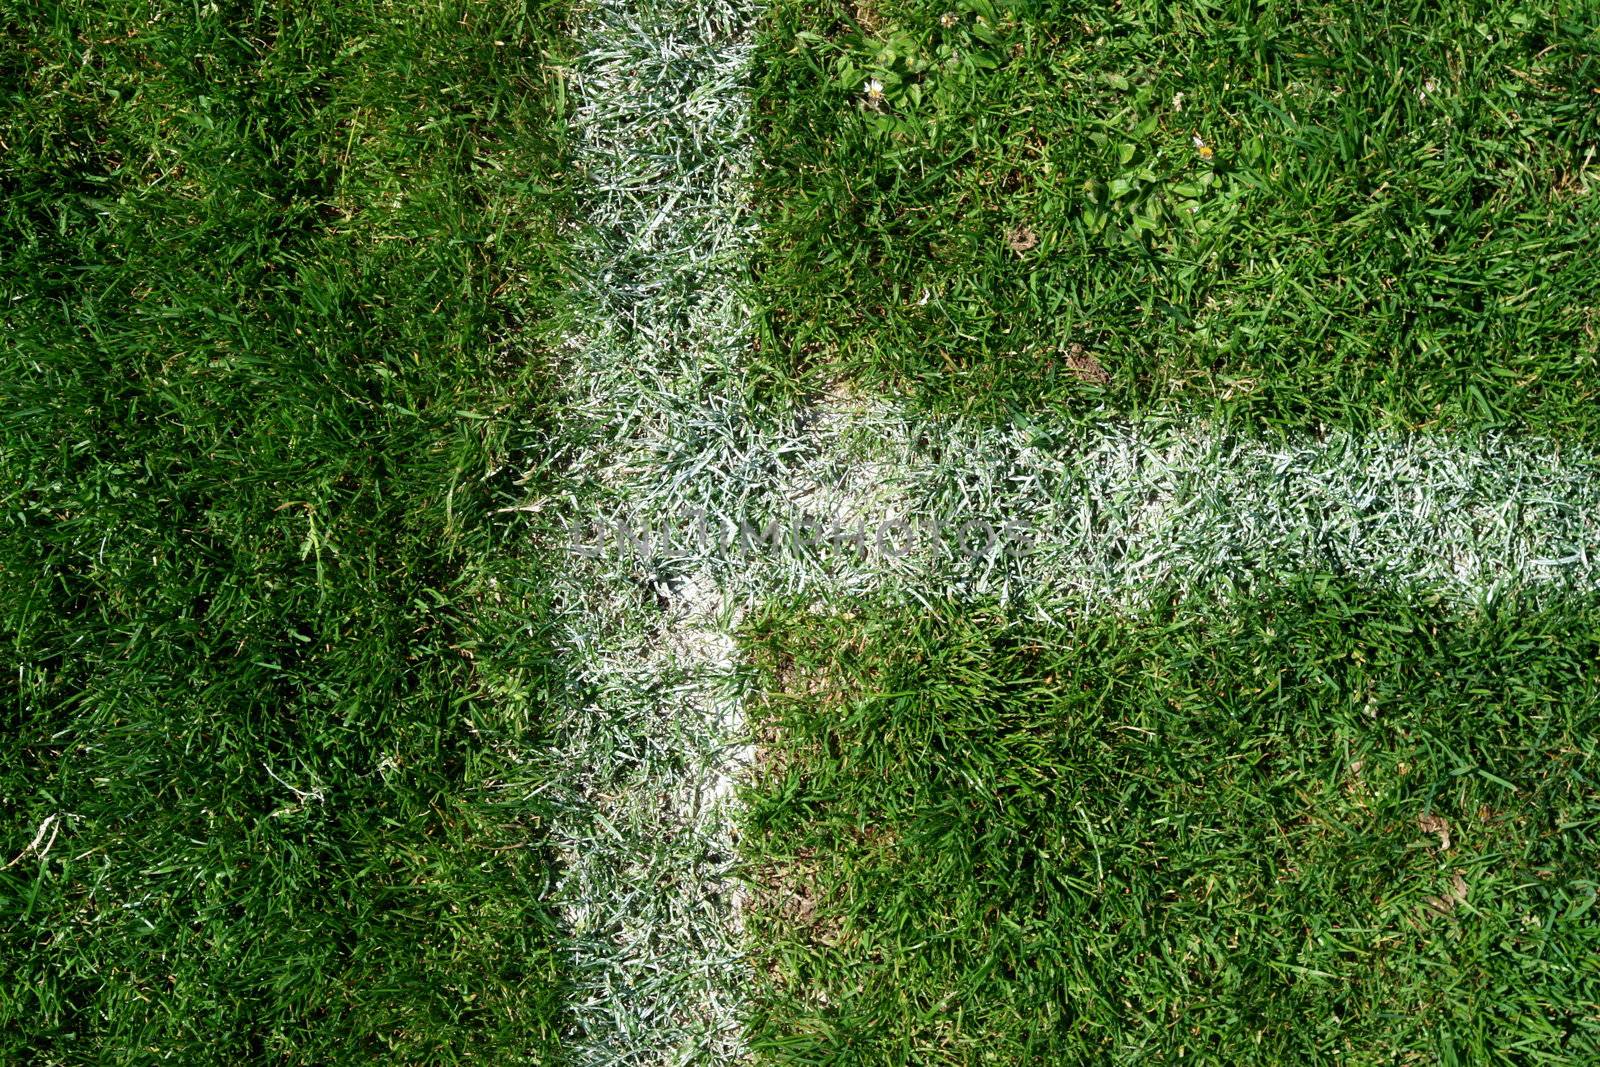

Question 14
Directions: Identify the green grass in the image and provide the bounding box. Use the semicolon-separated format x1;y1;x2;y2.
741;584;1600;1063
1;1;572;1061
752;0;1600;433
745;13;1600;1059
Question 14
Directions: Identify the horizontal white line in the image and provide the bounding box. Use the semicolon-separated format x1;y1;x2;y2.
574;396;1600;614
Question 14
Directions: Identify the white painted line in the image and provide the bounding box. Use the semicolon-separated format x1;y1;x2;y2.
545;0;759;1062
542;4;1600;1063
577;396;1600;612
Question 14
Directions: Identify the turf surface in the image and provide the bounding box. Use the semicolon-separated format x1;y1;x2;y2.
2;1;571;1060
5;0;1599;1061
752;0;1600;433
742;11;1600;1050
741;585;1600;1063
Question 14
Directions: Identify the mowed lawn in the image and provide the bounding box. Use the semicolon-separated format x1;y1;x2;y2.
741;587;1600;1063
739;0;1600;1063
5;0;1600;1062
2;1;570;1060
752;0;1600;433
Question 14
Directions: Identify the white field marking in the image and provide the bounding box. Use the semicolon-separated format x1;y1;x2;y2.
546;0;759;1062
545;3;1600;1063
584;398;1600;614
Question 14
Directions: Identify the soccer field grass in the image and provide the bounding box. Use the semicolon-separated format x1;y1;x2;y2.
742;587;1600;1062
3;1;573;1059
724;2;1600;1061
4;0;1599;1063
752;0;1600;432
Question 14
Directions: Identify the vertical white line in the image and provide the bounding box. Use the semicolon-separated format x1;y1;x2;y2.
547;0;760;1062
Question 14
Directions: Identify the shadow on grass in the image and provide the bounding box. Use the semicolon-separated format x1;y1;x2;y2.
1;1;576;1060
